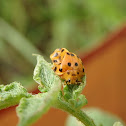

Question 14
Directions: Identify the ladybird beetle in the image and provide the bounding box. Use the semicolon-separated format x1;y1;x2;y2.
50;48;85;84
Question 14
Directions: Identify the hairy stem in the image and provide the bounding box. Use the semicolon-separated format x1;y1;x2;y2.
54;99;96;126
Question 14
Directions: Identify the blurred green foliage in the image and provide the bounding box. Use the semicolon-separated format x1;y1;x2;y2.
0;0;126;89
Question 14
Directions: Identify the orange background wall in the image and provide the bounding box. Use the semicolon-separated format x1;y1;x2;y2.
0;26;126;126
83;31;126;122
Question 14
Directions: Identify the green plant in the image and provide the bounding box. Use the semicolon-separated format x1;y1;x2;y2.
0;54;124;126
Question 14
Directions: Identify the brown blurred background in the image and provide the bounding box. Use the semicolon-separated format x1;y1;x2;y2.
0;0;126;126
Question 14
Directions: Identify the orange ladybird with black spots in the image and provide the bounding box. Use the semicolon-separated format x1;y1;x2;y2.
50;48;85;84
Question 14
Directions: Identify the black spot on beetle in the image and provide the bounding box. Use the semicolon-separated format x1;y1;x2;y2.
75;62;78;66
53;53;58;57
67;72;70;75
83;68;84;72
72;74;76;76
54;67;57;72
67;52;70;55
71;54;74;56
68;79;70;83
68;62;71;66
66;79;70;84
61;49;64;52
53;60;57;62
76;79;78;82
77;72;79;74
59;68;62;72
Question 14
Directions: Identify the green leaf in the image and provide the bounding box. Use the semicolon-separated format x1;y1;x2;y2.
0;82;31;110
63;75;87;108
33;54;60;91
74;94;87;109
17;54;62;126
17;85;60;126
66;108;125;126
113;122;124;126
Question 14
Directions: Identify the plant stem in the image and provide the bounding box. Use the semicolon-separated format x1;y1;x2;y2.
54;99;96;126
